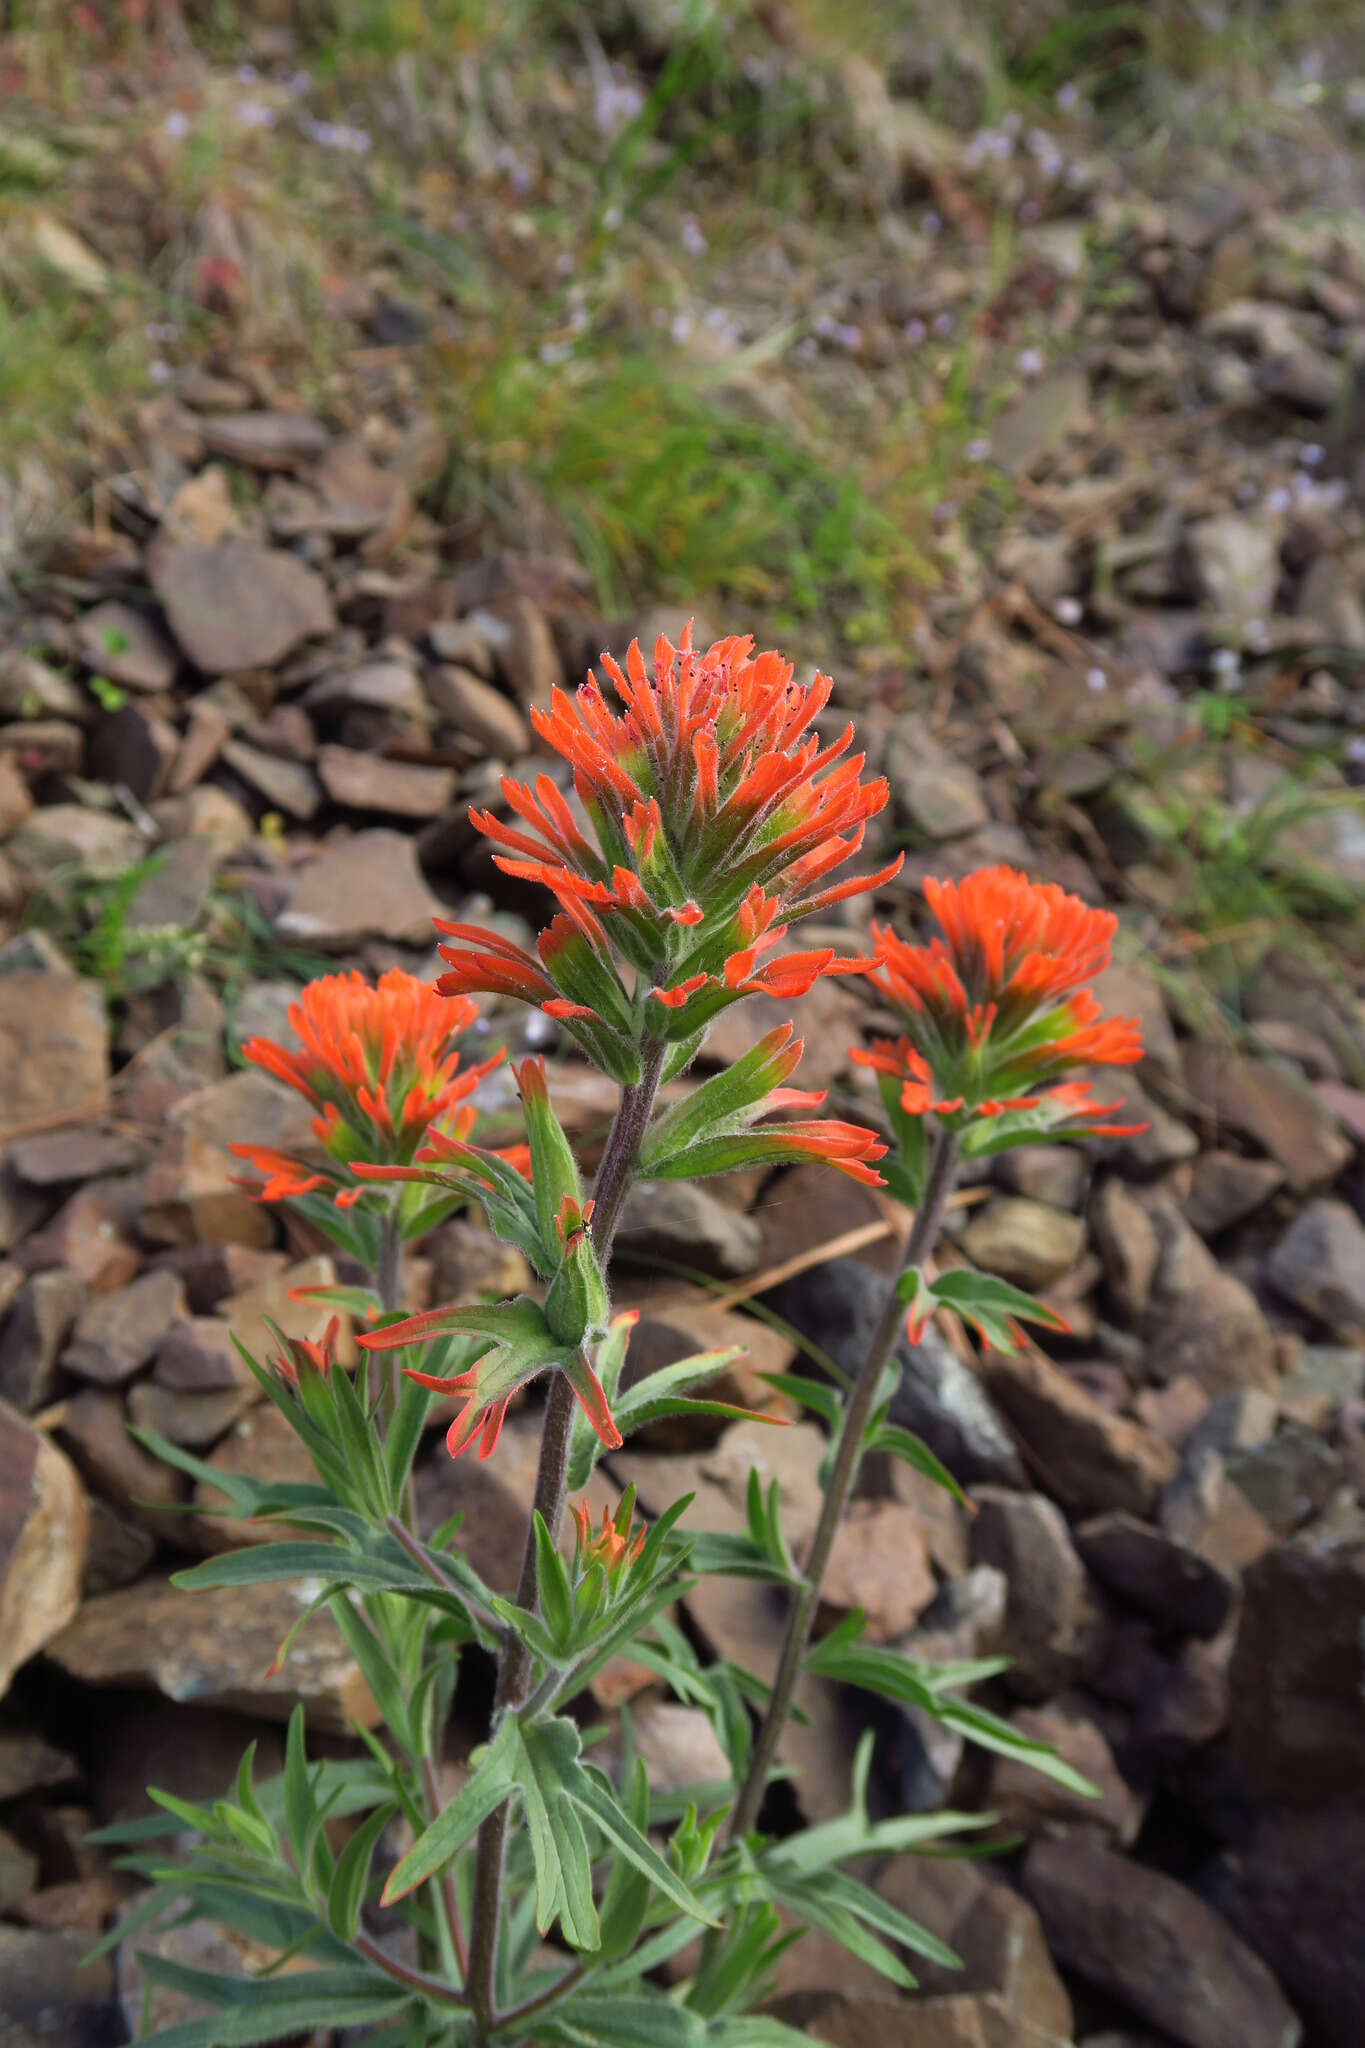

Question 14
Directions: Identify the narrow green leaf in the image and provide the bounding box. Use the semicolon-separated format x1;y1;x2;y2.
383;1371;432;1504
568;1763;720;1928
863;1420;970;1507
326;1802;396;1940
381;1716;519;1904
282;1709;315;1879
533;1511;576;1653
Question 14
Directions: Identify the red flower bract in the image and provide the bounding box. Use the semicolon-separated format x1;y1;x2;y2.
230;969;500;1204
433;627;902;1079
855;866;1145;1131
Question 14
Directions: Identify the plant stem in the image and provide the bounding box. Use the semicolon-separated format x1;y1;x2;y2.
492;1961;587;2036
353;1929;467;2007
464;1036;668;2041
727;1123;959;1841
421;1755;470;1981
377;1209;402;1313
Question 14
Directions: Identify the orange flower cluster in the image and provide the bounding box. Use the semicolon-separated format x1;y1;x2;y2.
855;867;1144;1134
269;1315;342;1384
570;1497;647;1576
231;969;500;1205
434;627;901;1080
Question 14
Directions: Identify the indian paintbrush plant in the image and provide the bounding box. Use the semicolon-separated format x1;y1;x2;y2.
98;631;1142;2048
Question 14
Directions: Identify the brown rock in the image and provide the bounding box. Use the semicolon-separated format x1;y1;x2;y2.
1183;1149;1286;1236
1267;1199;1365;1333
427;664;530;757
0;1269;87;1411
1090;1179;1160;1323
1091;959;1180;1085
141;1069;313;1249
816;1499;937;1641
1183;1043;1351;1193
198;409;329;470
1160;1447;1276;1577
1023;1830;1302;2048
0;754;34;840
607;1699;730;1798
1132;1374;1210;1448
980;1345;1177;1517
971;1488;1106;1699
884;1456;971;1578
88;701;179;802
0;1824;40;1904
148;535;335;675
1076;1511;1238;1636
164;463;240;543
616;1178;762;1278
704;970;864;1092
276;828;446;949
996;1145;1087;1212
57;1387;186;1521
316;744;456;818
875;1855;1073;2037
127;1379;257;1449
962;1199;1085;1291
214;1254;338;1364
220;738;320;820
1136;1625;1234;1756
1228;1506;1365;1803
0;719;84;776
154;1315;255;1391
0;971;108;1144
81;1494;156;1595
305;655;427;723
193;1399;314;1549
986;1700;1143;1843
752;1159;895;1275
10;1127;147;1187
471;594;563;704
21;1180;139;1293
1222;1425;1342;1537
0;1402;88;1698
1215;1804;1365;2048
426;1213;530;1305
61;1268;185;1386
1145;1203;1277;1396
75;601;178;693
0;1926;116;2048
808;1991;1069;2046
0;1728;78;1800
1094;1070;1199;1170
47;1574;378;1731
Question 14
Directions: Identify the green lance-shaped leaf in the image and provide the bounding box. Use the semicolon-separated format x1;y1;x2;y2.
326;1802;397;1940
905;1265;1070;1353
381;1713;521;1904
517;1055;587;1262
638;1023;805;1172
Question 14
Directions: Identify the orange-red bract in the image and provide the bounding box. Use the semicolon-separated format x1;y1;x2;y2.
432;627;902;1078
230;969;500;1205
855;866;1145;1132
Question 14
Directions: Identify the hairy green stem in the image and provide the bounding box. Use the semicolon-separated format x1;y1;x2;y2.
353;1929;467;2007
465;1037;668;2040
492;1961;587;2037
727;1124;959;1840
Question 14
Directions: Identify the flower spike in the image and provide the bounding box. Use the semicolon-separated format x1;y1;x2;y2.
853;866;1147;1160
230;969;500;1209
429;628;901;1071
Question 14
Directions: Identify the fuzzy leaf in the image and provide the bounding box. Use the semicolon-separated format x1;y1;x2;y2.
382;1715;520;1904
